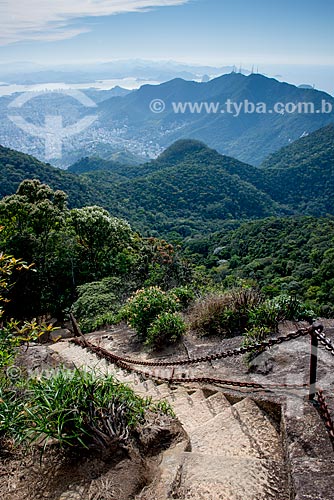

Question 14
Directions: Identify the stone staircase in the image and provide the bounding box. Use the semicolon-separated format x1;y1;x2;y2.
49;341;289;500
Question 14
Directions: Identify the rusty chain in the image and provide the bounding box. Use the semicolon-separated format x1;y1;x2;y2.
316;331;334;357
72;336;309;393
70;323;334;443
71;324;321;368
317;390;334;441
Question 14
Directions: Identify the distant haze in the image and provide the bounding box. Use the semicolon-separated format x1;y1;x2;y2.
0;60;333;95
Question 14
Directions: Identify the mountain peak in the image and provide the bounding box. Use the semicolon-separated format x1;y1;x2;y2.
156;139;212;165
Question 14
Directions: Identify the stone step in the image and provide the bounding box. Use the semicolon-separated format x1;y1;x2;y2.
165;386;189;404
151;383;173;400
171;389;216;433
230;397;283;461
284;401;334;500
49;342;111;374
190;397;283;461
175;452;289;500
206;391;231;416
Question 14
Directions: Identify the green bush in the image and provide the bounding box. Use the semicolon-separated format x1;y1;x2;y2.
189;287;315;338
248;294;315;331
0;368;172;452
0;251;54;370
71;277;137;333
145;312;186;349
72;277;120;318
25;369;148;450
269;294;315;322
0;367;175;453
242;325;272;364
0;382;27;446
125;286;179;340
171;286;195;309
79;312;118;334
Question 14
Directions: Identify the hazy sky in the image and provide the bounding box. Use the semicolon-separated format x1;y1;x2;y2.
1;0;333;66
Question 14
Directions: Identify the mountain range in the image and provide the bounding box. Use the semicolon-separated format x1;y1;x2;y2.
96;72;334;165
0;60;234;85
1;72;334;168
1;123;334;237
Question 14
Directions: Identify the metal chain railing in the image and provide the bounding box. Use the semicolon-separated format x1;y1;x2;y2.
70;322;334;441
71;324;321;368
317;390;334;441
72;335;309;393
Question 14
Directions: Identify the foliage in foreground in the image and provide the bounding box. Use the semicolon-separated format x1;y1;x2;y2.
0;368;173;452
0;250;54;370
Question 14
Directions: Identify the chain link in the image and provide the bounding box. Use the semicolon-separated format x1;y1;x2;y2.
316;331;334;357
71;324;321;368
317;390;334;441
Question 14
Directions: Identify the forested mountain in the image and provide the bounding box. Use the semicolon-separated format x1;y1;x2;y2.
256;124;334;214
98;72;334;165
85;148;281;235
1;131;334;315
1;123;334;236
0;145;105;207
68;149;144;175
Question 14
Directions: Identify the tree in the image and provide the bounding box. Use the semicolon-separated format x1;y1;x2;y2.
70;206;135;281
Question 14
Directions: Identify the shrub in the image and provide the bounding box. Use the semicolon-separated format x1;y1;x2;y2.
72;277;137;333
189;287;315;338
79;312;118;334
269;294;315;323
1;368;174;453
25;369;147;450
171;286;195;309
0;382;27;447
189;294;232;336
242;325;272;364
145;312;186;349
72;278;120;318
125;286;179;340
248;294;315;331
4;368;171;452
188;287;263;337
0;251;54;370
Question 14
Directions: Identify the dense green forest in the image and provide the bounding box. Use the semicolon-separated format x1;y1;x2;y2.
1;123;334;330
2;124;334;238
184;216;334;316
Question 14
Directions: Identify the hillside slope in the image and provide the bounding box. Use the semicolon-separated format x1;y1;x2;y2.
257;124;334;214
0;142;282;235
0;145;105;208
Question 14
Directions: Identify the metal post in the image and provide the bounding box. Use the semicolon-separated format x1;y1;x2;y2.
309;331;319;401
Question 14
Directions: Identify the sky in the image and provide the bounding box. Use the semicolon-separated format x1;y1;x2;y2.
0;0;333;75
